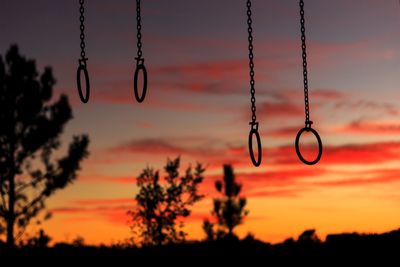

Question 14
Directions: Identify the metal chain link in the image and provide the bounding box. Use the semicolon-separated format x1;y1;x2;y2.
299;0;311;126
79;0;86;62
247;0;257;124
246;0;261;167
136;0;143;59
76;0;90;104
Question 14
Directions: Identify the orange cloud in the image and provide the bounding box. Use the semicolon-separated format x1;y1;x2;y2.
51;200;134;226
71;198;133;206
245;188;309;198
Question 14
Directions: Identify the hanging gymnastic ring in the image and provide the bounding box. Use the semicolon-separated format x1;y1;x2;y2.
76;59;90;103
295;121;322;165
248;122;262;167
134;57;148;103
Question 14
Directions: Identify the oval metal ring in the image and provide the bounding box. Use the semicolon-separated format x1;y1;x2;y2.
134;63;148;103
295;127;322;165
248;127;262;167
76;64;90;103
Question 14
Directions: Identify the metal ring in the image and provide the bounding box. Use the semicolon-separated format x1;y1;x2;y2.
295;127;322;165
133;62;148;103
76;64;90;103
248;123;262;167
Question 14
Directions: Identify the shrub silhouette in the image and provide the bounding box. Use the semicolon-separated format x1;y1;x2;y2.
203;165;248;240
298;229;321;244
0;45;89;247
128;157;204;246
24;229;51;248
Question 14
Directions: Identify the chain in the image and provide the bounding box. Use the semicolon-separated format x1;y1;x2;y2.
76;0;90;103
79;0;87;63
136;0;143;59
299;0;311;127
246;0;261;167
246;0;257;125
295;0;323;165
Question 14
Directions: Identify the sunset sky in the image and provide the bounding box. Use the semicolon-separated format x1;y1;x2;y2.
1;0;400;245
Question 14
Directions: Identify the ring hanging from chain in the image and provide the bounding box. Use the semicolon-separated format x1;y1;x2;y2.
133;0;148;103
246;0;262;167
76;0;90;103
77;59;90;103
295;0;322;165
134;57;147;103
295;121;322;165
249;122;262;167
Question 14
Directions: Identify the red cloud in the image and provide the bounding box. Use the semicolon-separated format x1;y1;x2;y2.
250;88;343;122
269;141;400;166
257;101;303;118
111;139;186;155
275;89;345;101
312;89;345;100
334;100;399;116
108;138;245;166
152;60;248;82
322;142;400;165
237;168;324;185
338;120;400;135
268;126;301;138
107;136;400;171
53;197;209;226
200;168;325;199
95;85;225;113
314;168;400;187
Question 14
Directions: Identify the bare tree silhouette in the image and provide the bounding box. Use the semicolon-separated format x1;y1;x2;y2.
203;165;248;240
0;45;89;248
129;157;204;246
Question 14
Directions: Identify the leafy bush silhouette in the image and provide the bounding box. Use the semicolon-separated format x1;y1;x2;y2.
0;45;89;247
24;229;51;248
203;165;248;240
298;229;321;244
128;157;204;246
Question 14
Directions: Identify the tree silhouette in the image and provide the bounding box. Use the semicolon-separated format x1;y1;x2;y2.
202;219;214;241
298;229;321;244
0;45;89;248
203;165;248;240
129;157;204;246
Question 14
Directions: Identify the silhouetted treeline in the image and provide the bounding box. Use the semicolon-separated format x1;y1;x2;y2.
1;228;399;264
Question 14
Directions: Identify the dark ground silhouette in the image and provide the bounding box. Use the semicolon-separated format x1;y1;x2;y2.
1;228;399;264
